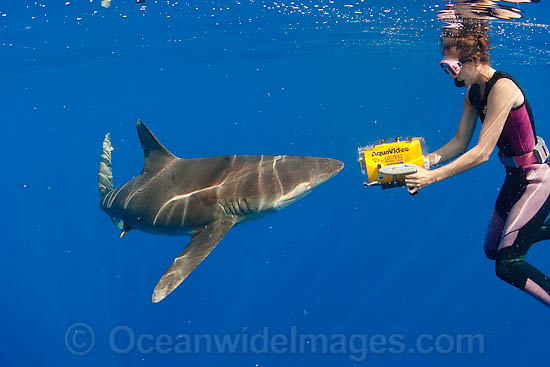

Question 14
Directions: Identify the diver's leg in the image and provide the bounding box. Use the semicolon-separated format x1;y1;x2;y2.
484;171;518;260
529;164;550;244
484;210;505;260
531;217;550;243
496;228;550;306
495;165;550;306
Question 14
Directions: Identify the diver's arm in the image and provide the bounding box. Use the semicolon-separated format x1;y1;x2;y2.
431;79;523;181
429;91;478;166
405;79;523;193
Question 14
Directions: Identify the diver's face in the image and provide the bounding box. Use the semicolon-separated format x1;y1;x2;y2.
442;49;476;87
456;60;477;86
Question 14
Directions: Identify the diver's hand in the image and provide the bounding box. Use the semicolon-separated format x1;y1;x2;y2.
404;166;437;194
424;153;441;169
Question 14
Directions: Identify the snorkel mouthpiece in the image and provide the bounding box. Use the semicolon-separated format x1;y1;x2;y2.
439;59;465;87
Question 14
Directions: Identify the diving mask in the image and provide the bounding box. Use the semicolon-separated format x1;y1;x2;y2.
439;59;463;77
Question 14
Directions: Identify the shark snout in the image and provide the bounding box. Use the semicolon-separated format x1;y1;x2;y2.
310;158;344;187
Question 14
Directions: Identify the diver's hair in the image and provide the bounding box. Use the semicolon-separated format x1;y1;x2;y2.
440;23;492;64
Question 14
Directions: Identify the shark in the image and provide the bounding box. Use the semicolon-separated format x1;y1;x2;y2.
98;120;344;303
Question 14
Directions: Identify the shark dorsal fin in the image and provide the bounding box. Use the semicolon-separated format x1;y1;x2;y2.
136;119;177;174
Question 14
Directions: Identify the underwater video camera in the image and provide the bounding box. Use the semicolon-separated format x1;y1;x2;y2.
358;137;428;189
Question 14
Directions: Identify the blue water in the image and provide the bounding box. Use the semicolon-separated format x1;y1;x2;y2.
2;1;550;366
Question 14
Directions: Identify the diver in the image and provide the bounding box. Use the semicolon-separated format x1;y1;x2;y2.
404;28;550;307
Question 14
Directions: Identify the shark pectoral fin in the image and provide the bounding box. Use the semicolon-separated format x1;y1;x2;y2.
151;220;234;303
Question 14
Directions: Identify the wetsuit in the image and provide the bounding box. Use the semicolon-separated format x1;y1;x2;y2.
471;71;550;307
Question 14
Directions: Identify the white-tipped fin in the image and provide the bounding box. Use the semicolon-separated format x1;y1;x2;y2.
151;220;234;303
98;133;114;196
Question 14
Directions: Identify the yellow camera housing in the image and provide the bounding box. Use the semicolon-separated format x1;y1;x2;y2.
358;137;428;188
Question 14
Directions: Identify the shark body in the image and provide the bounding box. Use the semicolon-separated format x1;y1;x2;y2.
99;120;344;302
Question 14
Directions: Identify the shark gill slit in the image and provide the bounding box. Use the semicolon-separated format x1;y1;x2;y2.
244;197;252;215
237;199;246;216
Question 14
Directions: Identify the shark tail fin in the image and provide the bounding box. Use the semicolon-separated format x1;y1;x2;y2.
98;133;114;197
98;133;132;237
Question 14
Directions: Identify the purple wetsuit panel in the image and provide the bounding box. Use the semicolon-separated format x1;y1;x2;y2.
498;104;536;157
499;165;550;251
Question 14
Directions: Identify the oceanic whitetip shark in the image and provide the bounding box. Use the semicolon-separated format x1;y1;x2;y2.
98;120;344;303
